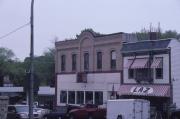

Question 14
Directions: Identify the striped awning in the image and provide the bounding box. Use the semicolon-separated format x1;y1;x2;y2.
125;59;134;68
151;57;163;68
131;58;149;69
118;85;170;97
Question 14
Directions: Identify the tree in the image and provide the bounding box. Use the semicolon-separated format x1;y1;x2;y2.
0;47;27;86
24;48;55;86
160;30;180;39
135;28;180;41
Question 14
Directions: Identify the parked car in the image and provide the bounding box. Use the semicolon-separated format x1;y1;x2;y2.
68;104;106;119
34;108;50;119
43;104;81;119
170;109;180;119
7;105;41;119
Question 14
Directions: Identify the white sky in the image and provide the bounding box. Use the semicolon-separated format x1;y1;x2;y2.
0;0;180;60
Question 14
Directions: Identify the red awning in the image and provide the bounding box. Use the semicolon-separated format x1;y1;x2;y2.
151;57;163;68
118;85;170;97
131;58;149;69
125;59;134;68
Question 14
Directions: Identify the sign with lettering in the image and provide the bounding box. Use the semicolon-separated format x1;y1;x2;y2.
130;86;153;95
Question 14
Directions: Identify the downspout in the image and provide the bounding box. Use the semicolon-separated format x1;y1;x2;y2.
169;48;173;104
149;51;154;83
168;47;173;119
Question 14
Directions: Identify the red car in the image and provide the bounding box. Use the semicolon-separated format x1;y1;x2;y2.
68;104;106;119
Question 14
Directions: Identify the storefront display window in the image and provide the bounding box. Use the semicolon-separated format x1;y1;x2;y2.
77;91;84;104
68;91;75;104
60;91;67;103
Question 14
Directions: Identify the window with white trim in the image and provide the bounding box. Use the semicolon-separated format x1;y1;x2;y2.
60;91;67;103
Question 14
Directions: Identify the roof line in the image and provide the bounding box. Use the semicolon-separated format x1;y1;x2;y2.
94;32;124;38
122;38;173;45
122;48;170;53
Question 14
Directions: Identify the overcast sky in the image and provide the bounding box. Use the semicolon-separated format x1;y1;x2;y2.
0;0;180;60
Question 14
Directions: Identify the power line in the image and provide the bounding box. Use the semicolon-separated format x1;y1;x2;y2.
0;22;30;40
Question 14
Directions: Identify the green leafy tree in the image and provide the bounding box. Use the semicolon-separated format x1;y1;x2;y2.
24;48;55;86
136;29;180;41
0;47;25;86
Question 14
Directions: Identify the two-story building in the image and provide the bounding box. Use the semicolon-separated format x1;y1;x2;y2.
55;29;137;108
119;38;180;116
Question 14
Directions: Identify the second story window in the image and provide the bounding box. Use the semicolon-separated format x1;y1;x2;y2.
128;69;135;79
97;52;102;70
156;68;163;79
111;50;116;69
72;54;77;71
154;57;163;79
61;55;66;71
84;52;89;70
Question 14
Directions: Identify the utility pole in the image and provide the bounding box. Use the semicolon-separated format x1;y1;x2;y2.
29;0;34;119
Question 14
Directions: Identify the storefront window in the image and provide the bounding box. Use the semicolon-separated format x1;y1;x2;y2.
95;92;103;105
60;91;67;103
68;91;75;104
85;91;93;104
76;91;84;104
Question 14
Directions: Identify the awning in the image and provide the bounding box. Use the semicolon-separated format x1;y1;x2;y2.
151;57;163;68
125;59;134;68
131;58;149;69
118;85;170;97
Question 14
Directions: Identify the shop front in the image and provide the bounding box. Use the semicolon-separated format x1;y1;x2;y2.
118;84;171;118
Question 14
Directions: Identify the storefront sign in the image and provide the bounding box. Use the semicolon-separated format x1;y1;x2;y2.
130;86;153;94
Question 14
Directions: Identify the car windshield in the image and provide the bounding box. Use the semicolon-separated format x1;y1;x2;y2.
15;106;29;113
34;108;41;112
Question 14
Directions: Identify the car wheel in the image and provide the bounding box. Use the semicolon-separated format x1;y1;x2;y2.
88;115;93;119
117;115;122;119
69;114;75;119
43;116;48;119
58;117;62;119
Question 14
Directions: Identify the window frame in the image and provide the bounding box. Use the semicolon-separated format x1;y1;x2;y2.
85;91;93;104
97;51;102;70
61;55;66;71
155;57;163;79
72;54;77;71
68;91;75;104
94;91;103;105
84;52;89;70
110;50;116;70
76;91;84;104
128;69;135;79
60;90;67;103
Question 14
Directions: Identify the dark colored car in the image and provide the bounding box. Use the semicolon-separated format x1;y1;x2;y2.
68;104;106;119
43;104;81;119
7;105;40;119
170;109;180;119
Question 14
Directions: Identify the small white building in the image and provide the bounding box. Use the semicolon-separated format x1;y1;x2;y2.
119;38;180;116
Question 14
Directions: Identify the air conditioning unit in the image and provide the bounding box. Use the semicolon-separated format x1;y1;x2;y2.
77;72;87;83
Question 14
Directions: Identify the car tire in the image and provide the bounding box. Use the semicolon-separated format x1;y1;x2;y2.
43;116;48;119
58;117;62;119
117;115;122;119
69;114;75;119
88;115;93;119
